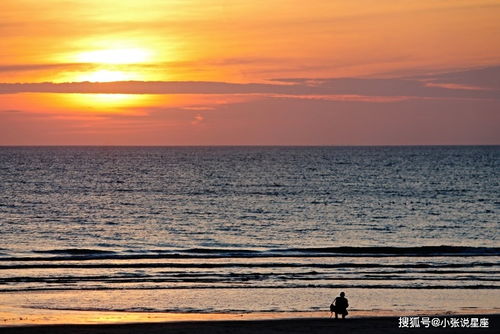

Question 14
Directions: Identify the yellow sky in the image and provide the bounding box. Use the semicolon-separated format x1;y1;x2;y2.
1;0;499;145
2;0;500;83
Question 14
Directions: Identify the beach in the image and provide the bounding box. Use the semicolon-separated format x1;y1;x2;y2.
1;314;498;334
1;305;498;333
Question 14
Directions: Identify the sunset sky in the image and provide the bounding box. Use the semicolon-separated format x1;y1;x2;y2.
1;0;499;145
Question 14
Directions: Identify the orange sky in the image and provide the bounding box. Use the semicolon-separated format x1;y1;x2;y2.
1;0;499;145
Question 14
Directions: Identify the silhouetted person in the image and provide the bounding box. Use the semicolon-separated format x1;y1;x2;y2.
331;291;349;319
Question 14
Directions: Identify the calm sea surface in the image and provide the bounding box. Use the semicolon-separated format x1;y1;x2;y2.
0;146;498;313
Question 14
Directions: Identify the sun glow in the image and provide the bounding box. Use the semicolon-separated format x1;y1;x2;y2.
62;93;154;112
75;70;136;82
67;46;155;83
75;48;152;64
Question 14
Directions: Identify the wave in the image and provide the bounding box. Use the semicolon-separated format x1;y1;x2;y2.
2;273;497;284
0;261;497;270
33;248;117;255
1;246;499;262
1;283;498;293
288;246;500;256
182;248;261;254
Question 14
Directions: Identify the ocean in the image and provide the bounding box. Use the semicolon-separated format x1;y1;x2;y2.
0;146;498;314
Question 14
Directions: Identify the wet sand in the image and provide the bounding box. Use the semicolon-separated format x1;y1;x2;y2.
1;315;498;334
0;307;500;334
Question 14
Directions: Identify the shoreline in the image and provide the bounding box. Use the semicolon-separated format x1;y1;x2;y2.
1;305;498;327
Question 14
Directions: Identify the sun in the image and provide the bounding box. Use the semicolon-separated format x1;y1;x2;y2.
66;46;154;83
68;47;151;104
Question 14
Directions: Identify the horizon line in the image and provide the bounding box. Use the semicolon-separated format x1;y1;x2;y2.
1;144;499;148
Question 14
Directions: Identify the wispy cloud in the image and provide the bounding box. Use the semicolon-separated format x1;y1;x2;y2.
424;82;492;91
0;63;92;73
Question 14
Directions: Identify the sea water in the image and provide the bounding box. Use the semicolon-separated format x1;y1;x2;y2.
0;146;498;314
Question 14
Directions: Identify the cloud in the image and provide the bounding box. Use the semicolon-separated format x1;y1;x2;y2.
1;66;499;101
0;63;92;73
182;106;215;111
191;113;204;125
424;83;492;91
415;66;500;90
